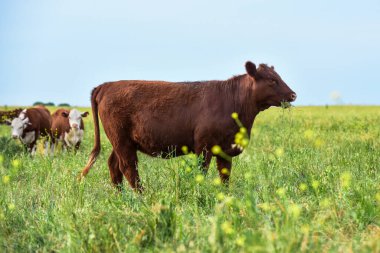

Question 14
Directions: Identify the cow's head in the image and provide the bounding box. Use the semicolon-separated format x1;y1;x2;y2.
245;61;296;108
7;113;31;139
62;109;89;129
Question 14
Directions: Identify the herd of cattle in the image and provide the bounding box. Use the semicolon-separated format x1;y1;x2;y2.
0;106;89;155
0;61;297;191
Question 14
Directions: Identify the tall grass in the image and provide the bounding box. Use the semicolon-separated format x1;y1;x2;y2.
0;106;379;252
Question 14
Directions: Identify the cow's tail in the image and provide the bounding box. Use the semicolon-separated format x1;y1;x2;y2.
80;86;102;179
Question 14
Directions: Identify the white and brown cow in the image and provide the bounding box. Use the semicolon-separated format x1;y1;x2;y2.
51;108;89;152
6;106;52;155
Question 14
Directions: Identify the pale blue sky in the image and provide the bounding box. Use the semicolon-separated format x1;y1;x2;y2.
0;0;379;106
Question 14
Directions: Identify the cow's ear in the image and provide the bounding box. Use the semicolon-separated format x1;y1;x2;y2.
61;111;69;117
5;119;12;126
245;61;257;78
81;112;89;117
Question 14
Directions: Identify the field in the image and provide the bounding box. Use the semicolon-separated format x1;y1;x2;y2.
0;106;379;252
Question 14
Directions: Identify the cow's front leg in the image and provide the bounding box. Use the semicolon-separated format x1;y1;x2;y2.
28;141;37;156
216;156;232;184
74;141;81;151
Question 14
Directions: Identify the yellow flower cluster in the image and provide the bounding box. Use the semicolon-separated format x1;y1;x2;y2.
276;187;286;197
340;171;352;188
195;174;204;183
299;183;308;192
211;145;221;155
221;221;234;235
11;159;21;169
2;175;10;184
288;204;302;218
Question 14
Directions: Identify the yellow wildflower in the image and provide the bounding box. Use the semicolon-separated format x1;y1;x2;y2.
239;127;247;134
236;236;245;246
375;193;380;202
211;145;221;155
340;171;352;188
314;138;324;148
320;198;331;208
299;183;307;192
311;180;320;190
276;187;286;197
288;204;302;218
221;168;229;175
234;133;244;144
275;147;284;157
195;174;204;183
11;159;20;169
240;138;249;147
258;202;271;212
216;192;225;201
2;175;10;184
213;177;221;186
301;225;310;234
181;146;188;154
304;129;314;140
8;203;15;210
225;196;234;206
221;221;234;235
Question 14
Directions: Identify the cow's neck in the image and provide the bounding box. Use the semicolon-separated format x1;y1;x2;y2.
234;76;260;134
214;75;264;134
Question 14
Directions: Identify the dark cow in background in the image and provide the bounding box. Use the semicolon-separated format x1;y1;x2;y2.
81;61;297;191
51;108;89;152
0;108;23;125
6;106;52;155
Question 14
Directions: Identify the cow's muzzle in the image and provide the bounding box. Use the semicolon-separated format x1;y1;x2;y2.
288;93;297;102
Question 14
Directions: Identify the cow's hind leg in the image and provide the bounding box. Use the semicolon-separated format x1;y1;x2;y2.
113;143;143;192
108;150;123;190
216;156;232;184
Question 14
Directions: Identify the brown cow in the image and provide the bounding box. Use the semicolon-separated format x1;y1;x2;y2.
6;107;52;155
0;108;23;124
51;108;89;152
81;61;297;191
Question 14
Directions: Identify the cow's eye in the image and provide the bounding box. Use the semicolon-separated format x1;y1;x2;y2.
270;79;277;86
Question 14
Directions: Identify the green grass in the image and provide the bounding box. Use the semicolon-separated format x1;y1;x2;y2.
0;106;379;252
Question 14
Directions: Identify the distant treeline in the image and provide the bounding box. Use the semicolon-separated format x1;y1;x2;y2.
33;102;70;107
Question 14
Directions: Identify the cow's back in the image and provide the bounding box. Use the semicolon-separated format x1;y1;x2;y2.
26;107;52;136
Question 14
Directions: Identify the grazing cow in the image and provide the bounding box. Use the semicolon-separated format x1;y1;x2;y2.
51;108;89;152
81;61;297;191
0;108;23;125
6;107;52;155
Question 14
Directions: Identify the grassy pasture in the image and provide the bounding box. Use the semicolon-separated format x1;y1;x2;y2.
0;106;379;252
